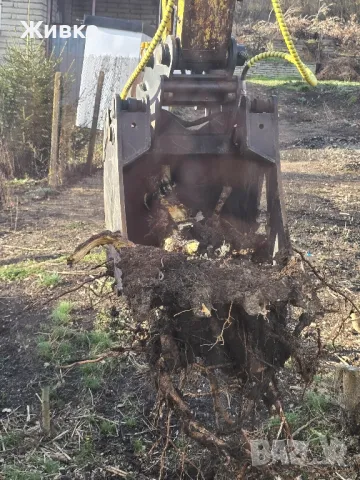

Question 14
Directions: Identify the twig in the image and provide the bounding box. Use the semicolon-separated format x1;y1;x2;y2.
332;313;350;346
105;466;128;478
293;247;360;315
157;359;232;457
209;301;234;349
276;419;285;440
335;472;347;480
60;346;144;369
173;308;195;318
292;417;320;439
42;386;51;436
274;400;293;442
46;271;89;276
168;439;205;480
39;273;106;307
159;409;172;480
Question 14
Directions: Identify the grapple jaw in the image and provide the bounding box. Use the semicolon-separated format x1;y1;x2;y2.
104;72;290;263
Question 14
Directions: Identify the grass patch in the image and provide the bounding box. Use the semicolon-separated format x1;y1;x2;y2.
304;391;332;415
124;416;138;429
0;261;44;281
75;436;95;465
83;375;102;391
132;438;145;454
81;249;106;264
37;340;53;361
50;301;74;325
248;76;360;90
2;457;60;479
88;330;113;354
8;176;33;186
267;410;302;433
81;363;106;391
99;419;117;436
1;431;24;449
38;272;62;288
2;467;43;480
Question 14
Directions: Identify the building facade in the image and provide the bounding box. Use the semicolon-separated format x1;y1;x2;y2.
0;0;159;58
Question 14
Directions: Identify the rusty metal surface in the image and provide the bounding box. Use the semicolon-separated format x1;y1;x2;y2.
163;79;238;93
104;91;289;256
176;0;235;69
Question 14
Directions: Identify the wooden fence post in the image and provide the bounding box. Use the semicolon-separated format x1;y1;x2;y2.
86;70;105;175
48;72;62;188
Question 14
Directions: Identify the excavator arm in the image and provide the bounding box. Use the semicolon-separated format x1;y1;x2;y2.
103;0;316;274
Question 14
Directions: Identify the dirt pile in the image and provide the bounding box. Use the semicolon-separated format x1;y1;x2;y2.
70;230;323;463
318;57;360;81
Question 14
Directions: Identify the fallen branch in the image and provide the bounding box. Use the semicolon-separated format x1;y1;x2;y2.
60;346;144;369
40;273;107;307
67;230;135;266
157;359;234;458
293;247;360;315
105;466;128;478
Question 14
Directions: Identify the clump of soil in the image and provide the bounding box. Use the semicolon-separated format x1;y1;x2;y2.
318;57;360;81
103;240;323;461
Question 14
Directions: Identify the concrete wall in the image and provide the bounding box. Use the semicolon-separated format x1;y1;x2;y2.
0;0;48;59
235;61;317;79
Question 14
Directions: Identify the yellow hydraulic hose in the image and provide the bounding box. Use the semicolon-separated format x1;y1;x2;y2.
120;0;175;100
271;0;317;86
246;51;295;70
121;0;317;99
243;0;317;86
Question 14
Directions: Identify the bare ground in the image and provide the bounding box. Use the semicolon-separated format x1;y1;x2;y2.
1;82;360;479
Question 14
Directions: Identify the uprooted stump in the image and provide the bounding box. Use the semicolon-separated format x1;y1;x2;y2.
69;232;323;463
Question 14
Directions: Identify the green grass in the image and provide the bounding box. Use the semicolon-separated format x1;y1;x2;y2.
75;436;95;465
2;468;43;480
248;76;360;89
50;301;74;325
267;410;302;432
304;391;332;415
124;416;138;429
1;431;24;449
2;458;60;480
99;419;117;436
83;375;102;391
38;272;62;288
81;363;104;391
0;261;44;281
132;438;145;454
37;340;53;360
88;330;113;353
81;250;107;264
0;255;67;283
8;176;32;186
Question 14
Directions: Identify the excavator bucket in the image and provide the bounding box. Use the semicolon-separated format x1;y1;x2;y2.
103;70;291;264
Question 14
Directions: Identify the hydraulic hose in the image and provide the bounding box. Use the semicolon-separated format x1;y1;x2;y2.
120;0;175;100
242;0;317;86
241;51;295;81
271;0;317;86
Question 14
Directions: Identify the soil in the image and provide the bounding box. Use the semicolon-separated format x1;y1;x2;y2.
1;82;360;479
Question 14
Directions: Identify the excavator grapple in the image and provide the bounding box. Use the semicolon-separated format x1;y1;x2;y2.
103;0;315;266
